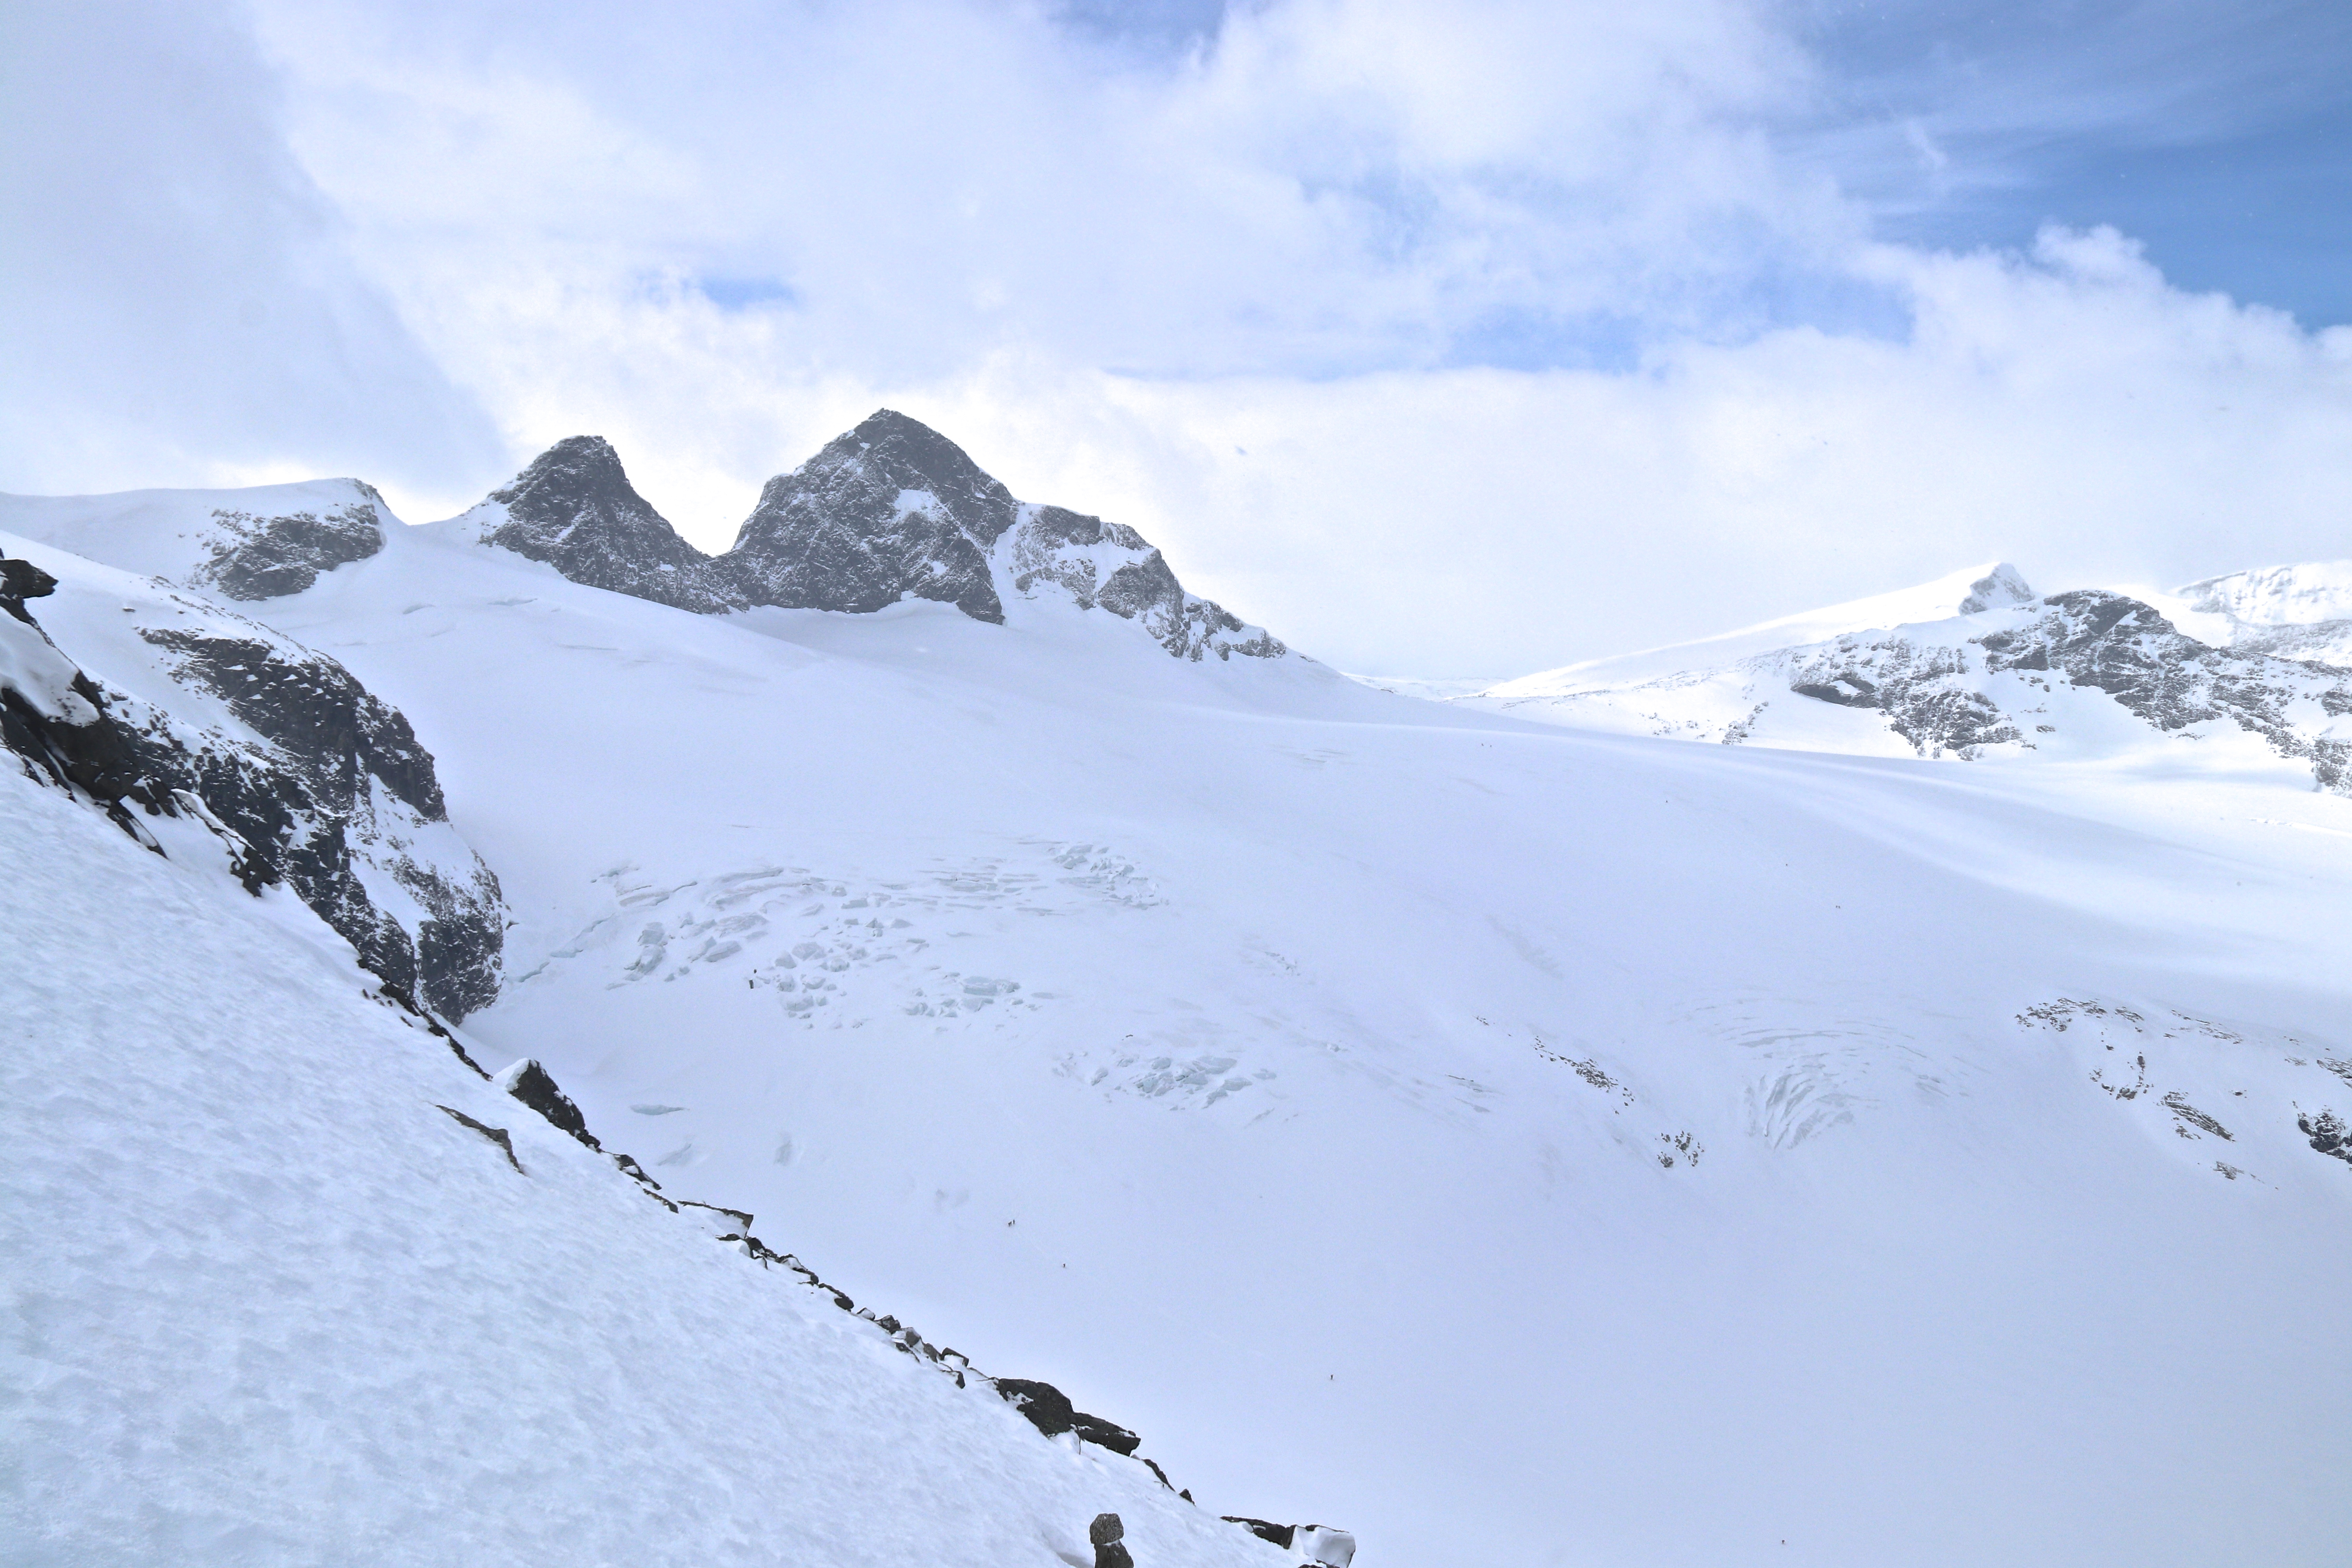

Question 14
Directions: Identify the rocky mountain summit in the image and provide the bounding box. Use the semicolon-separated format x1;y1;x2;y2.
448;410;1287;662
455;436;742;613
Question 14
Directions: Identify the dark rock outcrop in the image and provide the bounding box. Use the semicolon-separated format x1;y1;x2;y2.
728;409;1018;622
134;627;505;1017
993;1378;1142;1455
499;1058;601;1149
1091;1512;1133;1568
2299;1108;2351;1165
194;494;387;599
475;436;742;612
0;560;504;1019
436;1105;523;1172
1223;1519;1356;1566
1977;590;2352;789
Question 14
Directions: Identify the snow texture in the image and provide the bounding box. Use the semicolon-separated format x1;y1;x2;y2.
9;494;2352;1567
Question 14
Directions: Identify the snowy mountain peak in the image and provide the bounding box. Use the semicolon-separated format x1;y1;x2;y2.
1479;559;2040;701
729;408;1022;622
1956;562;2036;615
2179;558;2352;626
457;435;740;613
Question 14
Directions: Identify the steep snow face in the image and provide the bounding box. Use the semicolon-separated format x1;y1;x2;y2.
0;765;1282;1568
1488;561;2038;697
443;435;743;614
0;532;503;1017
0;478;388;601
207;523;2352;1568
729;409;1024;622
2175;559;2352;668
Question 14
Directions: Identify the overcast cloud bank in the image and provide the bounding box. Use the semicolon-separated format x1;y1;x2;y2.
4;0;2347;671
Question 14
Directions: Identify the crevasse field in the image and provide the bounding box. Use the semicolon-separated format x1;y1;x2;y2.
6;494;2351;1566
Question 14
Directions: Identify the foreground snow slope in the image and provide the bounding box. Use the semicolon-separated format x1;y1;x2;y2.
171;517;2352;1567
0;761;1278;1568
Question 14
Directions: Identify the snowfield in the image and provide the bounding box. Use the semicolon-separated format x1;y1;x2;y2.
6;454;2352;1568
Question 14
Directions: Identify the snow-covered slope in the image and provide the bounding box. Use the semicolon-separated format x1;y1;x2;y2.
1482;561;2036;699
11;488;2352;1566
1448;565;2352;796
0;759;1284;1568
0;477;390;601
2174;558;2352;668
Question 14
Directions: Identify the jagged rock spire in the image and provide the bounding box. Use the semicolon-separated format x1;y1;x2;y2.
479;436;740;612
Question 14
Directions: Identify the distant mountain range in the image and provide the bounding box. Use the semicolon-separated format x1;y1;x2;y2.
1392;558;2352;794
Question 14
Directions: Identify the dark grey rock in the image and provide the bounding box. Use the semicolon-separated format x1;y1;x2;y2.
2299;1108;2351;1164
1224;1518;1295;1549
993;1377;1142;1455
479;436;742;612
1785;641;2022;757
436;1105;523;1172
728;409;1016;622
1091;1514;1132;1568
134;626;505;1018
500;1058;601;1150
1977;590;2352;790
470;413;1287;661
1;555;60;619
1;572;503;1020
194;494;386;599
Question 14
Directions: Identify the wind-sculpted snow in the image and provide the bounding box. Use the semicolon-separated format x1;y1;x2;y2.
0;537;503;1018
2176;559;2352;670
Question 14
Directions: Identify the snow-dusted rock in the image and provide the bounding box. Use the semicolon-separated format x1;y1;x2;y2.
2176;559;2352;669
0;537;504;1018
1455;566;2352;792
0;478;388;601
730;408;1020;622
997;503;1284;662
446;435;742;613
454;410;1286;661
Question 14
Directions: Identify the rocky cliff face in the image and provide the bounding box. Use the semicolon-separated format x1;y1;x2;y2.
0;549;505;1018
728;409;1019;622
458;411;1287;661
460;436;742;613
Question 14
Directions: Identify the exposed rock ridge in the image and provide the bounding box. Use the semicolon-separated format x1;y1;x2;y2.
0;552;505;1018
462;411;1286;660
195;490;388;599
474;436;743;613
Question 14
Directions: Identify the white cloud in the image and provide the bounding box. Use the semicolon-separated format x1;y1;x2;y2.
5;0;2347;676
